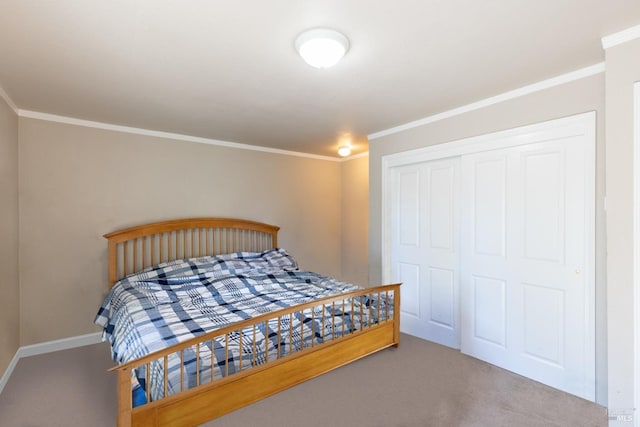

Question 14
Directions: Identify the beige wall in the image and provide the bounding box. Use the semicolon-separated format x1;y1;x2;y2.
18;118;346;345
368;73;608;404
604;38;640;417
340;155;369;286
0;96;19;375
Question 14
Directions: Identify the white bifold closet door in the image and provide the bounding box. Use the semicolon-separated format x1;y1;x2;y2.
460;136;593;400
389;114;594;401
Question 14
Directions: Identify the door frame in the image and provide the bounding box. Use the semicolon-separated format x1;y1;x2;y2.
381;111;596;396
633;81;640;426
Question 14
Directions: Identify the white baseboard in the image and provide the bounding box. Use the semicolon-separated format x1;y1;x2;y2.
0;332;103;394
17;332;102;358
0;352;21;396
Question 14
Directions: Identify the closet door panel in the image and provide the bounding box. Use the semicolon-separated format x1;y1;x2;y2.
391;158;460;348
391;166;425;335
460;150;511;364
461;134;593;400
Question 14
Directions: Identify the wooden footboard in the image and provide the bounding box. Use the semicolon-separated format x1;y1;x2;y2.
111;283;400;427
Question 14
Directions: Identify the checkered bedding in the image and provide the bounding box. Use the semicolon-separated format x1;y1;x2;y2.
95;248;390;403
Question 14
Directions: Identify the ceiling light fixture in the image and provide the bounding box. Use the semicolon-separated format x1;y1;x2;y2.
295;28;350;69
338;145;352;157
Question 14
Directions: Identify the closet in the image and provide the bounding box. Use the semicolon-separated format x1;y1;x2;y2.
383;112;595;401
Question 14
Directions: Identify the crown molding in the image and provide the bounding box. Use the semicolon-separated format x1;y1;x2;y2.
602;24;640;50
18;110;342;162
368;62;605;141
0;84;18;114
340;151;369;162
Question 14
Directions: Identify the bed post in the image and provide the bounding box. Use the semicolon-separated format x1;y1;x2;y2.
116;368;133;427
108;239;117;287
393;284;401;348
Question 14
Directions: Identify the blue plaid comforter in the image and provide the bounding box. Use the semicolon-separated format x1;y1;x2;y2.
95;248;384;402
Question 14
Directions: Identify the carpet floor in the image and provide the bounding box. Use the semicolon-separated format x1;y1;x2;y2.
0;334;607;427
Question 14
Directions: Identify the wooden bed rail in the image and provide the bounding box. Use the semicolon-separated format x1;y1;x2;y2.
104;218;280;287
112;283;401;427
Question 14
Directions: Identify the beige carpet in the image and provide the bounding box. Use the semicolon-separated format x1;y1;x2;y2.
0;334;607;427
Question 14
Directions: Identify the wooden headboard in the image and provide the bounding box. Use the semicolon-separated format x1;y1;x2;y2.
104;218;280;287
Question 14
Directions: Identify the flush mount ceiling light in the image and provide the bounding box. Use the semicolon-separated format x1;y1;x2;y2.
338;145;352;157
295;28;350;69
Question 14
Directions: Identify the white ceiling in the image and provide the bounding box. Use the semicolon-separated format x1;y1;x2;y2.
1;1;638;158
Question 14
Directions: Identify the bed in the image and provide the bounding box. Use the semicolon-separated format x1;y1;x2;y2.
96;218;400;427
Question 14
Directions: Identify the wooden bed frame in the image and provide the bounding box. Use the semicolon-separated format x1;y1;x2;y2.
103;218;400;427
